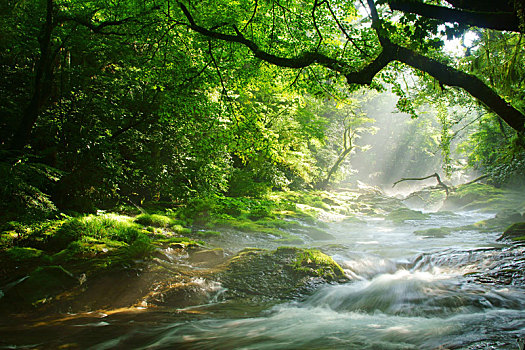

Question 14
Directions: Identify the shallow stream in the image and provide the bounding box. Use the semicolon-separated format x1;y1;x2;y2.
3;210;525;349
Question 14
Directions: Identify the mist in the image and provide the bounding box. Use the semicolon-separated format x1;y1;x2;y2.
343;90;479;194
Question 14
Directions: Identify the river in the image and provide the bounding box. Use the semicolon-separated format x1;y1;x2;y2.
2;207;525;349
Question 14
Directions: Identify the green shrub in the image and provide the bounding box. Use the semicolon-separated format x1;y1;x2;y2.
248;205;273;220
218;198;245;217
0;160;61;222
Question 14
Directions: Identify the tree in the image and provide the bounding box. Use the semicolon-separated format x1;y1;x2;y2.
1;0;239;208
311;98;375;189
172;0;525;133
382;0;524;33
3;0;161;151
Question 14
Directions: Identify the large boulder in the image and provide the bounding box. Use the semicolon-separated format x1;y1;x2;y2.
218;247;347;300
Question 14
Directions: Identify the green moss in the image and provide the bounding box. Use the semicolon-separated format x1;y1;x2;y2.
170;224;192;235
413;227;452;238
499;222;525;241
50;214;143;251
292;248;346;279
206;216;285;237
6;247;44;261
256;219;301;230
273;237;305;245
121;234;155;259
134;213;173;227
386;208;430;223
219;247;347;300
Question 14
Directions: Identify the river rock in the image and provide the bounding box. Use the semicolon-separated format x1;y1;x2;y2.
495;209;523;223
189;248;225;265
218;247;347;301
413;227;452;238
0;265;77;310
386;207;430;223
499;222;525;241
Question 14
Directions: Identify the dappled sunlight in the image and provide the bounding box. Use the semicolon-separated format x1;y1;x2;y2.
1;0;524;348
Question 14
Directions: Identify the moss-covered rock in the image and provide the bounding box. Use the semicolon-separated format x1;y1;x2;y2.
459;211;524;233
386;207;430;223
0;265;77;309
218;247;347;300
442;183;524;212
189;248;226;266
499;222;525;241
413;227;452;238
6;247;46;262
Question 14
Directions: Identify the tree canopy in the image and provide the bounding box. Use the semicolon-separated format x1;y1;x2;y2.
1;0;524;218
174;0;525;132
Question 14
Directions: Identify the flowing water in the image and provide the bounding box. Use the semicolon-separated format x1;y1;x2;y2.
2;210;525;349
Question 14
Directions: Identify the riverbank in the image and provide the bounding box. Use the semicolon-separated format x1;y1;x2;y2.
1;183;525;349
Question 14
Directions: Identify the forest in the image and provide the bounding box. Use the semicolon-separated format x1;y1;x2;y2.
1;0;525;348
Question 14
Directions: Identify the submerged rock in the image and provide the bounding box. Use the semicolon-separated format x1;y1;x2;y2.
413;227;452;238
218;247;347;301
189;248;226;266
386;207;430;224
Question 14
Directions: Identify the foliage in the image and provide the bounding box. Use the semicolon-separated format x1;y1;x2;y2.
0;157;62;223
0;0;524;224
458;114;525;185
51;214;144;251
437;100;453;177
134;214;174;228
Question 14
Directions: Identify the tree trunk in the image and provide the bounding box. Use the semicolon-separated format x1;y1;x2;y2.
11;0;55;150
318;146;353;189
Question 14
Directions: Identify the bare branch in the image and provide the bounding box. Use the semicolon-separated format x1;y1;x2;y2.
242;0;259;32
393;173;450;195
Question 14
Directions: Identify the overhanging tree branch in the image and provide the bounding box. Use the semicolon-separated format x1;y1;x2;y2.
385;0;521;33
176;0;525;133
393;172;450;195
